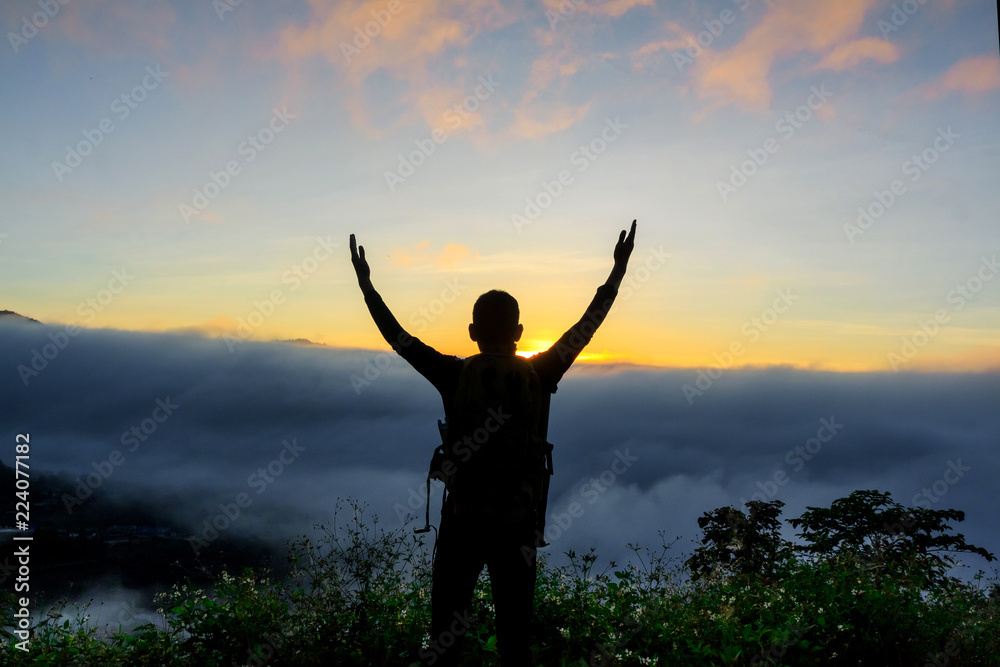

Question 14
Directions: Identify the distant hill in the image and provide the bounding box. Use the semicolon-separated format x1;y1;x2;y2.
273;338;329;347
0;314;327;344
0;310;40;324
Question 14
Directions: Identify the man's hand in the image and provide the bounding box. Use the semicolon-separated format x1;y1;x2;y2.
350;233;371;287
613;219;637;270
350;233;408;346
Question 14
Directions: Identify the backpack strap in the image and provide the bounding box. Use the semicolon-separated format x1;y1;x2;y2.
415;419;449;537
534;389;554;547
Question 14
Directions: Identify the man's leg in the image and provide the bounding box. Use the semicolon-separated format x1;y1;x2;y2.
487;518;538;667
428;511;484;666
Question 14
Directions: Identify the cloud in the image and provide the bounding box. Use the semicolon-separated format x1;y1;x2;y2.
512;0;652;141
587;0;655;18
631;21;696;59
919;54;1000;100
173;315;240;338
507;100;593;141
2;321;998;577
638;0;888;111
496;40;593;140
541;0;654;19
390;241;480;268
270;0;652;143
815;37;899;71
273;0;516;136
53;0;178;58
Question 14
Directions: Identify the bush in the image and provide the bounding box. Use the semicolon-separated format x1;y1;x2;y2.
2;493;997;666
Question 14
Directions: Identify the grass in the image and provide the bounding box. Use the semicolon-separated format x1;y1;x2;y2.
2;496;998;667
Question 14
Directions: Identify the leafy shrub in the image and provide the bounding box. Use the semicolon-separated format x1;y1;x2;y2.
2;492;997;666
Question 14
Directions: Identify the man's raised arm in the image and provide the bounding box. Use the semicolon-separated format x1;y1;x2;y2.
350;234;463;398
541;220;637;375
350;233;410;353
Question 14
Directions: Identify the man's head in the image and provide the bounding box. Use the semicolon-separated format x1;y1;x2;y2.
469;289;522;351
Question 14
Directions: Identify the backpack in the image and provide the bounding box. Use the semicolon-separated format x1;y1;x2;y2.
416;354;554;538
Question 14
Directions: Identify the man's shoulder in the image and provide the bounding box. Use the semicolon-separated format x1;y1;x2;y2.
523;348;566;394
399;335;461;362
396;336;464;389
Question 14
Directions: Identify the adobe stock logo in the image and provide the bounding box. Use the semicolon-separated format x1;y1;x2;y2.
7;0;69;54
886;255;996;370
843;126;959;243
876;0;929;38
717;85;832;202
740;417;844;506
511;117;627;232
384;76;500;191
51;66;169;182
682;288;799;405
179;106;296;223
187;438;305;555
340;0;414;63
671;0;752;72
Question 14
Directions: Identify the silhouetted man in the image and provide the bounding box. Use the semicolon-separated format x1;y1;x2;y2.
350;220;636;666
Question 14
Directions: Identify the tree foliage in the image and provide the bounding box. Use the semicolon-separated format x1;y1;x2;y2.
687;490;995;593
685;499;792;582
789;489;995;589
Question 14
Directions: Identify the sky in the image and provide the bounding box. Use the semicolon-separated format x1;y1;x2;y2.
0;0;997;369
1;0;999;615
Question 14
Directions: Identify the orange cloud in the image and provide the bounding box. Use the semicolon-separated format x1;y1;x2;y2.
436;244;476;268
583;0;655;18
391;241;480;269
541;0;653;19
275;0;659;144
410;84;490;134
920;54;1000;100
273;0;655;143
640;0;886;111
702;0;878;108
502;42;592;140
517;0;654;142
274;0;516;136
633;21;695;59
508;102;592;140
815;37;899;71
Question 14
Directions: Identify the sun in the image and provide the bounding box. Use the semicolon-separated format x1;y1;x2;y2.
515;340;617;362
516;340;553;358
